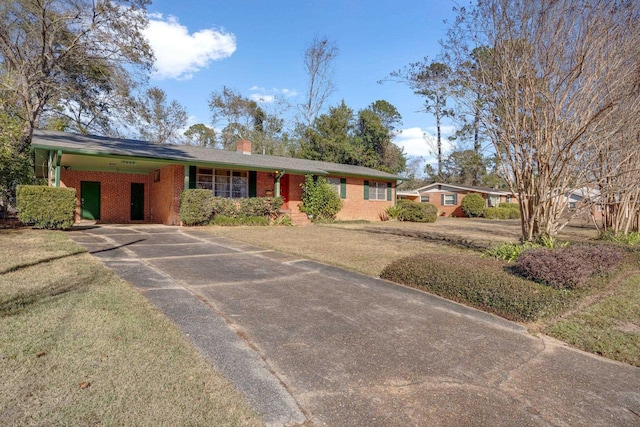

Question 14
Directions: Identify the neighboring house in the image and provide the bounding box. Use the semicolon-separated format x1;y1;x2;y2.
31;130;400;225
397;182;517;217
564;187;602;222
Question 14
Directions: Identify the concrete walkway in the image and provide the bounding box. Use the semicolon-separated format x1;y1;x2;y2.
70;225;640;426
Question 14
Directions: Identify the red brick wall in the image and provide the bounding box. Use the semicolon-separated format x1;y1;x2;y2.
149;165;184;225
256;171;275;197
60;170;150;223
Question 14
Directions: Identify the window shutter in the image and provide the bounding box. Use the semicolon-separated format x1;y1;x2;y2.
249;171;257;197
441;194;444;205
364;180;369;200
453;194;458;205
188;166;196;189
387;182;392;201
340;178;347;199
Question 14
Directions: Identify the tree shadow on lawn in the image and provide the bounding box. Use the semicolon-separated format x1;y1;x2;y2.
0;280;82;317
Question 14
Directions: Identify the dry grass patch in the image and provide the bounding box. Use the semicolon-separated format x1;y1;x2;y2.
202;225;469;276
0;229;261;426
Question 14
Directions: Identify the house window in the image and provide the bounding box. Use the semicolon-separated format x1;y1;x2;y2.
488;196;500;207
196;168;213;190
326;177;340;195
420;194;430;203
506;195;512;203
197;168;248;198
369;181;387;201
215;169;248;198
568;201;577;209
443;194;457;206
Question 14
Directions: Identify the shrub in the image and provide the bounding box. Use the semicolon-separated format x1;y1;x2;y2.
396;201;438;223
239;197;283;218
385;204;400;219
210;215;269;226
484;241;540;262
512;244;624;290
299;175;342;221
16;185;76;229
461;193;486;217
180;190;214;225
499;202;521;219
600;231;640;246
381;253;576;321
482;206;512;220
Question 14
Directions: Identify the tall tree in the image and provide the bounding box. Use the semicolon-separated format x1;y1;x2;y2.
384;60;454;178
184;124;216;147
135;87;188;144
209;86;258;149
300;101;355;164
0;0;153;150
447;0;640;241
355;101;406;174
299;37;339;129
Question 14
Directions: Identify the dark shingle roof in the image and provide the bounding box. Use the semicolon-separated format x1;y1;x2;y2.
31;129;401;180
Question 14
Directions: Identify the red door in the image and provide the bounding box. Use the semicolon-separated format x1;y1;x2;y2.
280;174;289;206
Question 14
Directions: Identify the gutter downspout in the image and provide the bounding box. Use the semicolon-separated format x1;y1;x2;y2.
274;170;286;198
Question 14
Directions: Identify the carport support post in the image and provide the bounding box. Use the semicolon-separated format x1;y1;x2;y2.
54;149;62;187
274;170;285;197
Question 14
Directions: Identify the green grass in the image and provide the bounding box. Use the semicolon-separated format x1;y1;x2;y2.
545;273;640;366
0;229;262;426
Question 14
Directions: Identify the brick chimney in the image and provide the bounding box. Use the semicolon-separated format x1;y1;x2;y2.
236;139;252;155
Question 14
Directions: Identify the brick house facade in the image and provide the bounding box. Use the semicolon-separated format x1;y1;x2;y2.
397;183;517;217
32;130;400;225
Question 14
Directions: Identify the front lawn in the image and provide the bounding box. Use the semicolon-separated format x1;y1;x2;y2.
0;229;261;426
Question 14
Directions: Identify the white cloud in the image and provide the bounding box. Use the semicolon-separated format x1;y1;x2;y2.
394;127;456;161
249;93;275;103
144;14;236;80
248;87;298;104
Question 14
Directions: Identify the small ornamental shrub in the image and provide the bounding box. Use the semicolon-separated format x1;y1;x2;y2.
381;253;576;321
484;241;540;262
299;175;342;221
461;193;486;217
512;244;624;290
17;185;76;229
396;200;438;223
482;206;512;220
499;202;521;219
600;231;640;246
239;197;283;218
180;190;214;225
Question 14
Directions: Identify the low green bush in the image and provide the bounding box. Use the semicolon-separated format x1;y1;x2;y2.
482;206;512;220
484;241;540;262
180;190;214;225
210;215;269;226
16;185;76;229
512;244;624;290
461;193;485;217
600;231;640;246
381;253;576;322
498;202;521;219
395;200;437;223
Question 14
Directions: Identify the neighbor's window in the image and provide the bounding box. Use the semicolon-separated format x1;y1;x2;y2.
568;201;577;209
370;181;387;201
488;196;500;207
215;169;248;198
443;194;457;206
326;177;341;195
420;194;430;203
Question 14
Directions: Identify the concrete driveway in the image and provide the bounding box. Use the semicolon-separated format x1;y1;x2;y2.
70;225;640;426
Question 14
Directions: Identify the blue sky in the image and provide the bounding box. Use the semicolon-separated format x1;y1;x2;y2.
143;0;459;161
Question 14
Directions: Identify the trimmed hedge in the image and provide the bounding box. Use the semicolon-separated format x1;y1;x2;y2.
16;185;76;229
381;253;576;322
180;190;284;226
210;215;270;226
512;244;624;290
180;190;214;225
482;206;518;220
461;193;485;217
395;200;438;223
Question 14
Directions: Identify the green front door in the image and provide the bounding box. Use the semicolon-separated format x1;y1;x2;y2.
130;183;144;221
81;181;101;220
